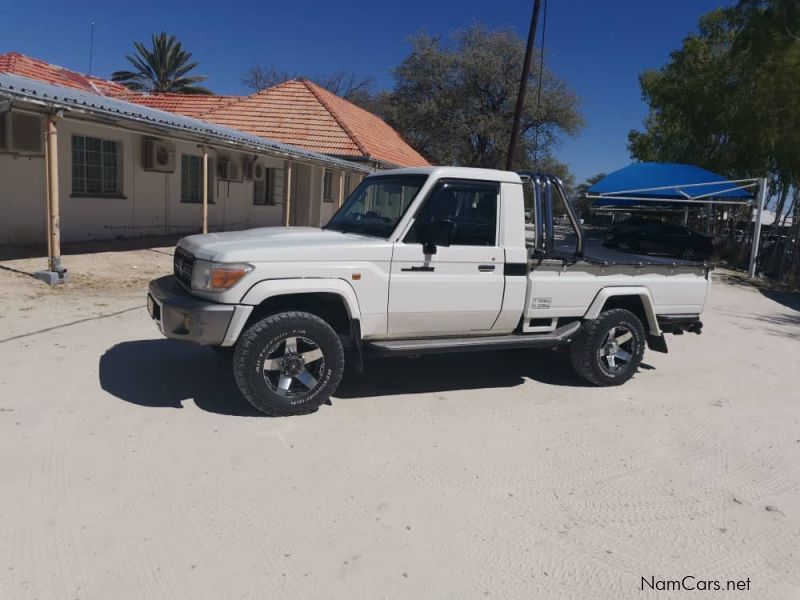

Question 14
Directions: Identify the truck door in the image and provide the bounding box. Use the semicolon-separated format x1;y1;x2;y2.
388;179;505;337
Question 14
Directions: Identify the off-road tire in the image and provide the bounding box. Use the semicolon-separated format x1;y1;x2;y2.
233;311;345;416
570;308;645;386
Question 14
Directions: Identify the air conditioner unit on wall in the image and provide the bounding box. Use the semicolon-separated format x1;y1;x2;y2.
141;138;176;172
218;159;242;182
228;161;242;182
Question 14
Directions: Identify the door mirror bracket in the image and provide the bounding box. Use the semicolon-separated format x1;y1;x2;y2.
423;241;438;255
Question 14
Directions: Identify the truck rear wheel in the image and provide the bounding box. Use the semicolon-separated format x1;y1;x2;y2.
570;308;645;386
233;311;345;416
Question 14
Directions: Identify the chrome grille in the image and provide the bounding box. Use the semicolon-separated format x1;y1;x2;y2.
173;247;194;288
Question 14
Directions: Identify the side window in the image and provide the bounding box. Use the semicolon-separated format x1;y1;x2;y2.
406;180;498;246
180;154;214;204
253;164;275;205
323;170;333;202
72;134;121;196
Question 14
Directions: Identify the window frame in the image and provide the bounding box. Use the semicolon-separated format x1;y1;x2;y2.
253;165;276;206
403;178;500;247
71;133;124;198
180;153;215;204
323;169;333;202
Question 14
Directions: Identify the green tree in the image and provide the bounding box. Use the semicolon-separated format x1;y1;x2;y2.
629;1;800;283
112;33;211;95
381;25;583;172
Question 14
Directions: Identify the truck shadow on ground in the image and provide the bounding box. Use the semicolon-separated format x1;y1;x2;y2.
336;349;592;398
99;340;262;417
99;340;597;416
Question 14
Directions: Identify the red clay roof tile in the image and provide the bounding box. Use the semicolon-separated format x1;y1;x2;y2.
120;93;240;117
203;79;430;167
0;52;130;96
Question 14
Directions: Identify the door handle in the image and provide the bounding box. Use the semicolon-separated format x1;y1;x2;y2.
401;265;435;272
478;264;496;272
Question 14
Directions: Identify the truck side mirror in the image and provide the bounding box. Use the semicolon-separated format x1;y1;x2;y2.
418;220;454;255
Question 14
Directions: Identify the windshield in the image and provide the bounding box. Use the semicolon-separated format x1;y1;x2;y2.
325;174;428;238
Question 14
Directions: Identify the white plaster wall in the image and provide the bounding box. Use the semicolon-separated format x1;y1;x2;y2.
0;113;337;244
0;152;46;244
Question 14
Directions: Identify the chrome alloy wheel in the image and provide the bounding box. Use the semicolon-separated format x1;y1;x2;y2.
262;336;325;399
598;326;634;373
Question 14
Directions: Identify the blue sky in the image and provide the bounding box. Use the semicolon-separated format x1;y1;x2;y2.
0;0;734;182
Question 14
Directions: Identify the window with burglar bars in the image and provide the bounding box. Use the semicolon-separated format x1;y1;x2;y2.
323;170;333;202
72;135;121;196
254;168;275;205
181;154;214;204
181;154;202;203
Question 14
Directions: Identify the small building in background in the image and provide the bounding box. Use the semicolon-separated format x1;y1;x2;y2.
0;52;429;245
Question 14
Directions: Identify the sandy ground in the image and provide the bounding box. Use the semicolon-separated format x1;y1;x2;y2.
0;246;799;599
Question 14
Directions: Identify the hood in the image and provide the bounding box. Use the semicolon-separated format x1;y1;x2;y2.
178;227;394;263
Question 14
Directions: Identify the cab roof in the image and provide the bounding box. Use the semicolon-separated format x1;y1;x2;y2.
372;166;523;184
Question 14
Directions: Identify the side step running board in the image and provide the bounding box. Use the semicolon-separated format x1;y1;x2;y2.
364;321;582;357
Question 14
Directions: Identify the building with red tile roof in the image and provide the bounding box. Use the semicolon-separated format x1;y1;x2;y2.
202;79;430;168
0;52;429;168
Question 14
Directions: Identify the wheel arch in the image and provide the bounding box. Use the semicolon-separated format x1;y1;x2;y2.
584;287;661;336
245;280;359;328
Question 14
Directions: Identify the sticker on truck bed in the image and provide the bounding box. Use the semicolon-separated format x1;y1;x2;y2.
532;297;552;309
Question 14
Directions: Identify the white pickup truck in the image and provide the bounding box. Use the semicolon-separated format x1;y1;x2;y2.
148;167;709;416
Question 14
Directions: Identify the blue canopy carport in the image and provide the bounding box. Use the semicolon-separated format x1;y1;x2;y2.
585;163;767;277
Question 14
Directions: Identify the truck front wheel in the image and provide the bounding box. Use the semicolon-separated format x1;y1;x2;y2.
570;308;645;386
233;311;345;416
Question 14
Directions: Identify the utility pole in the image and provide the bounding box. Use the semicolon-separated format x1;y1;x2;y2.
506;0;542;171
747;177;768;278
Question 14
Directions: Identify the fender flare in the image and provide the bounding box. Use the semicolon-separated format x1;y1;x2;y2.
239;278;363;322
584;286;661;336
235;278;366;370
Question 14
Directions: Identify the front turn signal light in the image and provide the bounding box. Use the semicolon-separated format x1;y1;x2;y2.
192;261;253;291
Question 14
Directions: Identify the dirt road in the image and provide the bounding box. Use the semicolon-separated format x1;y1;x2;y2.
1;254;799;599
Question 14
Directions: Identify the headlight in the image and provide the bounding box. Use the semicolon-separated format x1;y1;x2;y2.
192;260;253;291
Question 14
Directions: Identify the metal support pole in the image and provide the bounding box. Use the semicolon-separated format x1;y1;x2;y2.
201;147;209;234
46;116;61;271
317;166;325;227
747;177;768;278
284;161;292;227
35;114;68;285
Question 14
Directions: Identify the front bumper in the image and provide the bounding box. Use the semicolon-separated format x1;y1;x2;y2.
147;275;237;346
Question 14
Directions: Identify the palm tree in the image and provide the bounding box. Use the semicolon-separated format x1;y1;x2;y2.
112;33;212;95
